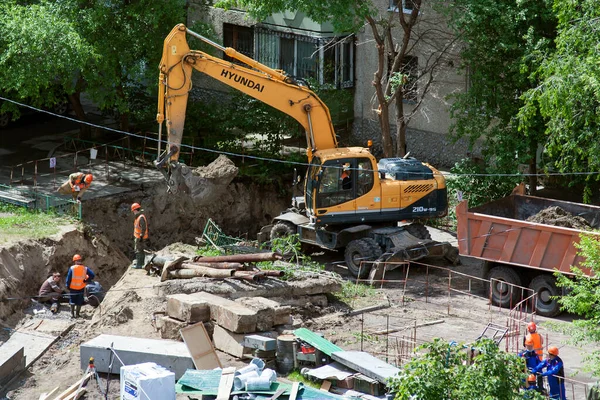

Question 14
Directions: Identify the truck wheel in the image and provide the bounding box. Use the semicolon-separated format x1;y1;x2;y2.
404;223;432;240
529;275;561;317
270;221;296;240
344;238;382;279
487;266;522;308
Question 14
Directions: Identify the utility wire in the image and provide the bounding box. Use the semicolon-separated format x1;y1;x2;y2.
2;95;600;178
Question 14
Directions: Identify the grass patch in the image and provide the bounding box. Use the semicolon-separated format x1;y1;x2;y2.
0;204;74;244
333;280;377;304
285;370;321;389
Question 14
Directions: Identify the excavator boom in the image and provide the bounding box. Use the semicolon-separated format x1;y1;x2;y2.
156;24;337;168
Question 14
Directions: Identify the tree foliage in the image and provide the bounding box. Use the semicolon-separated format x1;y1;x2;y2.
215;0;458;158
554;233;600;376
0;0;186;132
388;338;542;400
440;0;556;195
519;1;600;200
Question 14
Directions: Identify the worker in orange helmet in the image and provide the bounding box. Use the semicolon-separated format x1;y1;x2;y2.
131;203;149;269
523;321;544;358
532;346;566;400
65;254;95;318
521;374;541;396
519;338;542;388
57;172;94;202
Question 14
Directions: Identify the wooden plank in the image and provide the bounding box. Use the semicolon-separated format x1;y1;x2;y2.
63;388;86;400
39;386;59;400
180;322;222;370
51;372;92;400
216;367;236;400
331;351;400;384
289;382;300;400
319;380;331;392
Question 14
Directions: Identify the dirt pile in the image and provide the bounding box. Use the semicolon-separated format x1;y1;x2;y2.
170;154;239;202
0;228;130;322
527;206;592;230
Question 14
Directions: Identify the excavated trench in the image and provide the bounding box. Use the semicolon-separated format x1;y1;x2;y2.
0;172;290;325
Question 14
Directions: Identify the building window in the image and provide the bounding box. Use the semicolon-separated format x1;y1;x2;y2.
256;26;353;88
223;23;254;63
389;0;416;14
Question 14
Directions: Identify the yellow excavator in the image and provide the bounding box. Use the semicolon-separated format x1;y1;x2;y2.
156;24;458;278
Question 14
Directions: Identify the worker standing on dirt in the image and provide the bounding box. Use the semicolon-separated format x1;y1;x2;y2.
38;272;65;313
523;321;544;358
131;203;149;269
66;254;95;318
532;346;567;400
57;172;93;202
520;338;543;388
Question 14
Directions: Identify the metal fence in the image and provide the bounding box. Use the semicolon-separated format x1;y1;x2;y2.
0;183;80;219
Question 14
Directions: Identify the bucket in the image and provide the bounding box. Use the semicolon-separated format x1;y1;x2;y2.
275;335;295;375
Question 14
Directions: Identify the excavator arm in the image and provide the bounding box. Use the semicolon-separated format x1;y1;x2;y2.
156;24;337;175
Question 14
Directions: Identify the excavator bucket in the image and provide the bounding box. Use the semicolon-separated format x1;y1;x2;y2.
381;230;460;267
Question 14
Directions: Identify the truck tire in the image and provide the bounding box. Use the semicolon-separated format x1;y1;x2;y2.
529;275;561;317
404;223;432;240
270;221;296;240
344;238;382;279
487;266;522;309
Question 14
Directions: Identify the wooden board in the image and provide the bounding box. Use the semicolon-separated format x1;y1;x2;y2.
180;322;222;369
216;367;236;400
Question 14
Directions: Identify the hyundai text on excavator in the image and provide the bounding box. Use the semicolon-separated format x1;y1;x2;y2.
155;24;458;278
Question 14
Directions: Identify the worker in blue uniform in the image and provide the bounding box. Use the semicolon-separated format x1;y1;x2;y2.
532;346;566;400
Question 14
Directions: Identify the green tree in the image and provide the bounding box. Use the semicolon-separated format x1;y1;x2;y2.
439;0;556;196
0;0;186;134
388;338;543;399
520;1;600;201
555;233;600;376
215;0;459;158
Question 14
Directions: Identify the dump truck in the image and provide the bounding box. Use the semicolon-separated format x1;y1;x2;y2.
456;185;599;317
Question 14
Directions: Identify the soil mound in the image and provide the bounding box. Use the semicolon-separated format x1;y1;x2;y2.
527;206;592;230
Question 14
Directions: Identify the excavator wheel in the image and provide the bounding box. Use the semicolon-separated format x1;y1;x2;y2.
270;221;297;240
403;223;432;240
344;238;383;279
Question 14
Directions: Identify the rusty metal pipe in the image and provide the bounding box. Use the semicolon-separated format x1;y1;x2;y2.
193;252;282;263
184;262;244;270
168;267;236;279
231;272;261;282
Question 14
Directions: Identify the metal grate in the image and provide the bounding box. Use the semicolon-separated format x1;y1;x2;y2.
201;218;244;250
0;184;80;219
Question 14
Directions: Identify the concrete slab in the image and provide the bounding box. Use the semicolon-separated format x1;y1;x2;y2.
167;294;210;323
0;330;57;371
80;334;194;379
0;346;24;384
331;351;400;384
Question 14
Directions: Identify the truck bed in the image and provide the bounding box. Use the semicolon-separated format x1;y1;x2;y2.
456;191;600;276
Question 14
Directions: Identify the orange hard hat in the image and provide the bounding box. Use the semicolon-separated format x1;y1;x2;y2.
84;174;93;184
525;338;534;346
131;203;141;212
73;254;82;262
527;321;537;333
548;346;559;356
527;374;536;383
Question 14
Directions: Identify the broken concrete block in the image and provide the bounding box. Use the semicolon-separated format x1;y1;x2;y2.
271;294;328;308
155;315;188;341
191;292;257;333
236;297;292;329
213;325;248;358
166;293;210;323
235;297;274;332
